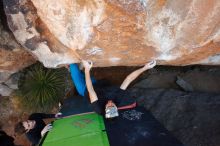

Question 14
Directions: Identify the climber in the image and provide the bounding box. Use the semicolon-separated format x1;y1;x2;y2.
14;113;62;146
78;61;184;146
69;60;156;118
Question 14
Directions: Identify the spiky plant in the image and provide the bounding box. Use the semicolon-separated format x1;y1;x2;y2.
16;63;66;112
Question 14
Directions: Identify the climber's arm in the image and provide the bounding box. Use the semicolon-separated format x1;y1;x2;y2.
120;60;156;90
83;61;98;103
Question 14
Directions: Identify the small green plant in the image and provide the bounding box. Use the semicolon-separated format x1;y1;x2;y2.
15;63;66;112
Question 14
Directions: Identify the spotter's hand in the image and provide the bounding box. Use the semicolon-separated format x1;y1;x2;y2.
55;112;62;119
41;124;52;137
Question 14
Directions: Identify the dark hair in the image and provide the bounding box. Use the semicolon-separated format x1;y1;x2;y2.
14;122;26;135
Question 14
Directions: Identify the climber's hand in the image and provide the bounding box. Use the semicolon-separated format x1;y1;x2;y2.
143;60;156;70
82;60;93;71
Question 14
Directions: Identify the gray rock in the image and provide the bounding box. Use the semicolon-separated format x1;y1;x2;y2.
133;72;180;89
0;72;11;83
130;87;220;146
4;73;20;89
176;70;220;93
176;76;194;92
0;84;13;96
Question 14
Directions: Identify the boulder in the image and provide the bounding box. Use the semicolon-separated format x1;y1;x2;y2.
3;0;220;68
0;0;36;73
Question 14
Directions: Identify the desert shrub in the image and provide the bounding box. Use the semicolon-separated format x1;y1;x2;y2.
15;63;66;112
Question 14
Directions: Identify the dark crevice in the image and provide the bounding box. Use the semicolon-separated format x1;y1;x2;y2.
0;0;10;31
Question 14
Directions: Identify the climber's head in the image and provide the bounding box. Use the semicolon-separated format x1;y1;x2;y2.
105;100;119;119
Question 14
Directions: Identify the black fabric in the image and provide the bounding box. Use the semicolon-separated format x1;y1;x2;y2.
0;130;15;146
26;113;55;146
86;85;136;115
104;106;184;146
91;100;104;115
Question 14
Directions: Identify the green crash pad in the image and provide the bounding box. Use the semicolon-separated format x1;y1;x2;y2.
41;113;109;146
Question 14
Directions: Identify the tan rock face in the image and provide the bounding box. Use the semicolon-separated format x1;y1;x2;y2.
3;0;220;67
0;3;35;73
